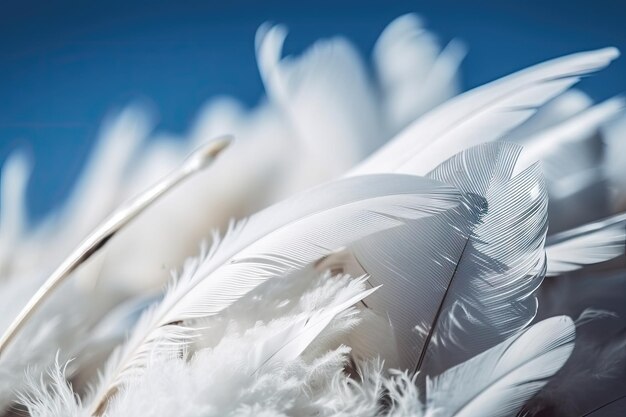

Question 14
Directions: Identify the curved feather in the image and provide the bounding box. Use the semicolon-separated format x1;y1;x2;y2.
372;13;465;133
350;47;619;177
546;213;626;277
87;174;461;414
425;316;575;417
345;143;547;375
513;97;624;233
256;23;383;166
506;89;593;141
250;280;379;373
512;97;624;175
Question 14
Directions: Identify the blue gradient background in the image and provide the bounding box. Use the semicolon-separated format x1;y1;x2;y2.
1;0;625;221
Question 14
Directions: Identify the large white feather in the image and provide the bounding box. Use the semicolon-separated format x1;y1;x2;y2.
546;213;626;276
87;174;461;414
350;47;619;177
424;316;575;417
346;143;547;375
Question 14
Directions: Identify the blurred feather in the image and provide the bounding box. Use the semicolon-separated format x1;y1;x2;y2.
373;13;465;133
513;97;624;175
603;114;626;211
513;98;625;232
256;23;384;178
351;47;619;176
3;14;625;417
506;89;593;141
0;150;31;277
546;213;626;276
0;153;87;413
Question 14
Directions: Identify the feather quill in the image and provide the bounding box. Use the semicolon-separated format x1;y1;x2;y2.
0;137;232;358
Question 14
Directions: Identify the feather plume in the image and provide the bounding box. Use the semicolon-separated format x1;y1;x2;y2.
512;97;624;175
86;174;461;414
372;13;465;133
546;213;626;276
521;310;626;416
343;142;547;376
424;316;575;417
248;279;378;373
350;47;619;177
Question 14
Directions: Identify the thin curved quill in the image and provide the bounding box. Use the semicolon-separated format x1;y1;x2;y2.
583;395;626;416
546;213;626;277
425;316;575;417
350;47;619;177
346;143;547;375
0;136;232;357
87;174;461;415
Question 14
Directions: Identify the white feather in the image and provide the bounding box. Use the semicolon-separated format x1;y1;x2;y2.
249;280;378;373
373;13;465;133
506;89;593;141
344;143;547;375
513;97;625;175
256;23;383;174
350;47;619;177
424;316;575;417
546;213;626;276
0;150;31;275
87;174;461;413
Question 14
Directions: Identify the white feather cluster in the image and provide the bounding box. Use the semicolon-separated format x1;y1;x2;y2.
1;12;625;417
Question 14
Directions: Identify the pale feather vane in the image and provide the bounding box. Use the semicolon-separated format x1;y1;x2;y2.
424;316;575;417
545;213;626;276
350;47;619;177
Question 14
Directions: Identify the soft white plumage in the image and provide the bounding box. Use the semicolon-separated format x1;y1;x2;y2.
2;12;625;417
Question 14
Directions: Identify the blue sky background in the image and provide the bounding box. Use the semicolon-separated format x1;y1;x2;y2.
1;0;625;221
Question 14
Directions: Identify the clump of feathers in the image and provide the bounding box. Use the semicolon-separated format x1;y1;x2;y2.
1;12;625;417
